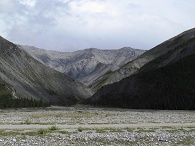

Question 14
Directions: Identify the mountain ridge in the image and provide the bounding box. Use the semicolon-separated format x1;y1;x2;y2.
19;45;145;90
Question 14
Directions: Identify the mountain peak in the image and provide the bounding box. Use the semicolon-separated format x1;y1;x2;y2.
20;45;145;89
88;48;98;51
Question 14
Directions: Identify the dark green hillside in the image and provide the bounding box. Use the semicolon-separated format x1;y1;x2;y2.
0;79;12;99
87;53;195;110
86;28;195;110
0;78;50;108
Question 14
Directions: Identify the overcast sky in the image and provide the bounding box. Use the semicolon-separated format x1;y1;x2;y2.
0;0;194;51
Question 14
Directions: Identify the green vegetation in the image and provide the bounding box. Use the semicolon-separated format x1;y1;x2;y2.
0;80;12;99
38;128;48;135
78;127;83;132
0;77;50;109
58;130;70;135
0;97;50;109
49;125;59;131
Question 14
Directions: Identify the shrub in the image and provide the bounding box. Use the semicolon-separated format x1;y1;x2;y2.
38;129;47;135
49;125;59;131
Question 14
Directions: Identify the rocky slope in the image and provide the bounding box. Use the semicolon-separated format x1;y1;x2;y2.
90;28;195;90
0;36;92;106
86;28;195;110
19;46;145;90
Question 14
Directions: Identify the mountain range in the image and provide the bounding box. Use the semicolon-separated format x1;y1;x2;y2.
19;46;145;91
1;27;195;109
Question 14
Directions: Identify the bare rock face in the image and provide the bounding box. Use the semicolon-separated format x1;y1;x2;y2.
19;46;145;90
0;36;93;105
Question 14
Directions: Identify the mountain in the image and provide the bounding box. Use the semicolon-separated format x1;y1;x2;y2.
18;46;145;90
0;36;92;106
89;29;195;90
86;28;195;110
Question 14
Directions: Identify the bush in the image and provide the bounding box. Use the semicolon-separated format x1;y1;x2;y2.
49;125;59;131
78;127;83;132
38;129;47;135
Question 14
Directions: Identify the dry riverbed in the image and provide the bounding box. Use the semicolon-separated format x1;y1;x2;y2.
0;106;194;145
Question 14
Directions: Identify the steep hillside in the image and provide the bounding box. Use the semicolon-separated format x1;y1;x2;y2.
0;36;92;106
19;46;145;89
86;28;195;110
90;28;195;90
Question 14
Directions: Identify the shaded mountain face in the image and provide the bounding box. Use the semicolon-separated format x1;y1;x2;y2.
86;28;195;110
19;46;145;90
89;28;195;91
0;36;92;105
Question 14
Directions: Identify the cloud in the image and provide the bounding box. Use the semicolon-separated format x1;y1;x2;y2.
19;0;37;8
69;0;106;14
0;0;195;51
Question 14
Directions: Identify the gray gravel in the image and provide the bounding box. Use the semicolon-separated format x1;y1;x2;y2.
0;106;194;145
0;130;195;146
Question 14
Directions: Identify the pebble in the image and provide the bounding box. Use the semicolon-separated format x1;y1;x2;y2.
0;107;194;145
0;131;194;146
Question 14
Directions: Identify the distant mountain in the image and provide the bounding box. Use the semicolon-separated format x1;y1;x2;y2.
0;36;92;106
86;28;195;110
19;46;145;90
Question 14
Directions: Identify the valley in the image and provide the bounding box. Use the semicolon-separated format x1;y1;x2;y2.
1;28;195;110
0;1;194;146
0;28;195;145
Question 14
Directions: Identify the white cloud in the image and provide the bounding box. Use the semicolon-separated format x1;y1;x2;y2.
69;1;106;14
19;0;37;7
0;0;195;51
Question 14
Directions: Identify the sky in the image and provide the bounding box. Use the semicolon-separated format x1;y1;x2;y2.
0;0;194;51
